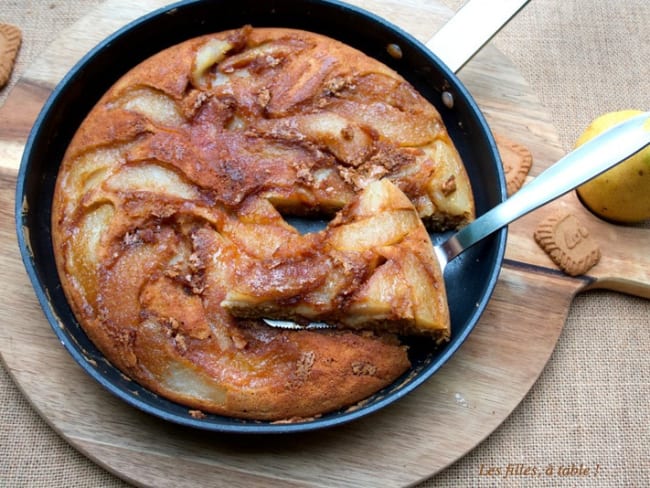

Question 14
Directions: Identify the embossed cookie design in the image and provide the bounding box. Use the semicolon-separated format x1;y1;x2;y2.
0;24;22;88
534;211;601;276
495;134;533;196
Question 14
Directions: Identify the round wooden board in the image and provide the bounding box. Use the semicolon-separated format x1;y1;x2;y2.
0;0;606;486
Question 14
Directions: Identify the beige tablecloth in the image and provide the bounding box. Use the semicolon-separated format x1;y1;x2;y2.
1;1;648;486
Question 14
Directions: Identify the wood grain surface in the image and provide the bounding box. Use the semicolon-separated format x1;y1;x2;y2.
0;0;647;486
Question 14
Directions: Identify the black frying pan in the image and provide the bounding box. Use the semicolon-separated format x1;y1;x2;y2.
15;0;506;433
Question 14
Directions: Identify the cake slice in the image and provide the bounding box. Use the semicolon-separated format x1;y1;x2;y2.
222;179;450;342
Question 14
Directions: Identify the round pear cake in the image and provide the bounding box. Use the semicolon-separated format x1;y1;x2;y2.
51;26;474;421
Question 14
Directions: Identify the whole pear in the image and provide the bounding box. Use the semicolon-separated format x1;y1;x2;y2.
576;110;650;223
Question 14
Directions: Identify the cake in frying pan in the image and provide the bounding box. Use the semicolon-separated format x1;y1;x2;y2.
51;26;475;420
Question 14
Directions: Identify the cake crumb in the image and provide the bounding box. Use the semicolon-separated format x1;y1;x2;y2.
189;409;207;419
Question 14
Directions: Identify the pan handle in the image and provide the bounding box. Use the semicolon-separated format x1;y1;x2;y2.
426;0;530;73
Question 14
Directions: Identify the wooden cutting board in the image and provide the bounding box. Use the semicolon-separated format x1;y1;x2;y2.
0;1;648;487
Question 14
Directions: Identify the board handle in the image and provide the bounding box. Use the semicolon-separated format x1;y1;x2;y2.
587;220;650;299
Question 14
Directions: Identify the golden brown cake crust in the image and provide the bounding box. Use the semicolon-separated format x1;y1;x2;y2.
52;27;473;420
